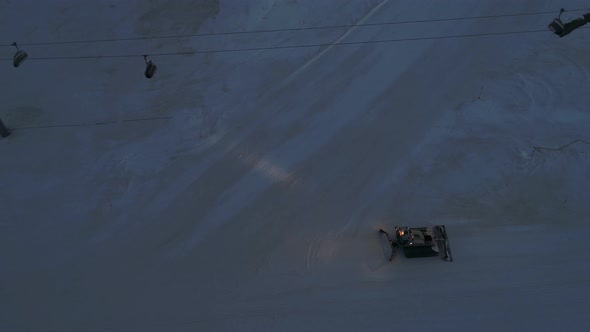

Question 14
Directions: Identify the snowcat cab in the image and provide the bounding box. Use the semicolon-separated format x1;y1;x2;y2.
378;225;453;262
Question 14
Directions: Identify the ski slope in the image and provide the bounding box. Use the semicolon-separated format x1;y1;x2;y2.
2;0;590;331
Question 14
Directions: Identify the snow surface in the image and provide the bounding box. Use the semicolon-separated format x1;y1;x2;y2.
2;0;590;331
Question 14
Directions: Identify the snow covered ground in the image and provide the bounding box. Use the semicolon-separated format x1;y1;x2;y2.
2;0;590;331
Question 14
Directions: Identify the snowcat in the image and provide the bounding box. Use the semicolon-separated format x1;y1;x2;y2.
378;225;453;262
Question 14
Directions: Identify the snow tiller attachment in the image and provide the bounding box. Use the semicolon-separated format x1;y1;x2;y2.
378;225;453;262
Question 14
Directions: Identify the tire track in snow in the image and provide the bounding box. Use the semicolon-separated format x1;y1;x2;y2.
172;76;388;255
334;1;546;235
165;18;419;256
148;1;393;245
282;0;390;85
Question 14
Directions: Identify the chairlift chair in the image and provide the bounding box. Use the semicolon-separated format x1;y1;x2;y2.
144;55;157;79
548;8;566;36
12;42;28;67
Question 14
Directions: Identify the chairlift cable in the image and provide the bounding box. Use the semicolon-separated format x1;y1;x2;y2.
1;7;588;47
1;27;577;62
10;116;173;130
